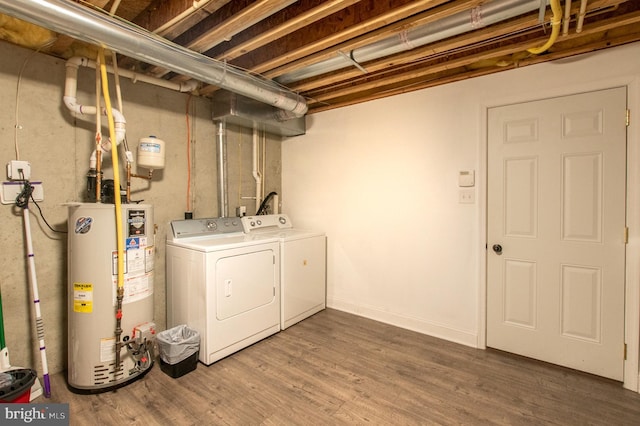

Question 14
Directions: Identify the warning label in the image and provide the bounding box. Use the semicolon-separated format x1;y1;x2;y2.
73;282;93;313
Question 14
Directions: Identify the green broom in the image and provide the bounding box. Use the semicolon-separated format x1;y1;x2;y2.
0;290;8;370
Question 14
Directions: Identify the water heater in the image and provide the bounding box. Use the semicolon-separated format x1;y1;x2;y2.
67;203;155;392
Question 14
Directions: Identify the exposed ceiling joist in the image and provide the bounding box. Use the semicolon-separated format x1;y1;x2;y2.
0;0;638;115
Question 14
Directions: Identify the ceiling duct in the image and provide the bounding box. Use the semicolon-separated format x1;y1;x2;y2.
213;90;306;137
0;0;307;117
277;0;546;85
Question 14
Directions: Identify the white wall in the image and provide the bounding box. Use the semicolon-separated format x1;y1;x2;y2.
282;42;640;387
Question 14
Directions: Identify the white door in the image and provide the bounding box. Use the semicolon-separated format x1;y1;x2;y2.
487;87;627;380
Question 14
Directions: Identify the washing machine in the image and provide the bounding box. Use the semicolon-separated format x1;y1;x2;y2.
241;214;326;329
166;217;280;365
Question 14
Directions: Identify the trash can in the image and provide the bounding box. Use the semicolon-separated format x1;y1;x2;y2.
156;325;200;378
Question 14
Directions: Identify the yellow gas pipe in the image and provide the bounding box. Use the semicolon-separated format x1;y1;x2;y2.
97;48;126;371
527;0;563;55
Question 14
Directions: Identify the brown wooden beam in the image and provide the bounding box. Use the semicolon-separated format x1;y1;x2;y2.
185;0;297;53
264;0;486;79
132;0;232;38
307;29;640;114
214;0;363;62
241;0;451;75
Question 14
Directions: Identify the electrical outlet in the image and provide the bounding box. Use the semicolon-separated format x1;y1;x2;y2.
459;188;475;204
7;160;31;180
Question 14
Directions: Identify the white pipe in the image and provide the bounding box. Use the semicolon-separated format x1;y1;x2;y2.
153;0;211;36
111;51;124;115
0;0;307;117
562;0;572;35
252;125;262;214
576;0;588;33
64;58;126;151
67;56;198;93
108;0;122;16
216;121;229;217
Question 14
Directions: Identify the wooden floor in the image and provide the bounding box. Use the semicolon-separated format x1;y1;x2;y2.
47;309;640;425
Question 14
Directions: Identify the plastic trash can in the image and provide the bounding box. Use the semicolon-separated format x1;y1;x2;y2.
156;325;200;378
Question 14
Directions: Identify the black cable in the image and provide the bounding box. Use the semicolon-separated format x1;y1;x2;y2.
30;196;67;234
14;175;67;234
256;191;278;215
14;180;33;208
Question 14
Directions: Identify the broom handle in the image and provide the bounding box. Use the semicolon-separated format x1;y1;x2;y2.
23;207;51;397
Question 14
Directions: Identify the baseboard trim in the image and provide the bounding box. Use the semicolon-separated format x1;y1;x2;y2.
328;297;478;348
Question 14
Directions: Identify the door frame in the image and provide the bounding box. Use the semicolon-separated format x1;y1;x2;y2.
478;77;640;392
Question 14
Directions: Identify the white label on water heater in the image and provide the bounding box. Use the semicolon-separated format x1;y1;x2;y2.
111;230;154;305
112;251;129;276
112;273;153;305
100;337;116;363
127;248;145;275
145;246;154;273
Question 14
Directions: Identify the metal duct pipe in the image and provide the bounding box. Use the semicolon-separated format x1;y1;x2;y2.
277;0;546;84
0;0;308;117
216;121;229;218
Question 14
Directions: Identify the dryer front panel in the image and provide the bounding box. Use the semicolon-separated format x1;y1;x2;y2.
215;249;277;320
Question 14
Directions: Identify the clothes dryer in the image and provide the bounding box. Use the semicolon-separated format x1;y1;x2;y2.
242;214;326;329
166;217;280;365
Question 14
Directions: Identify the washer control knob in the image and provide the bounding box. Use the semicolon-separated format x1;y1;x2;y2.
279;216;287;225
257;220;262;226
206;221;217;231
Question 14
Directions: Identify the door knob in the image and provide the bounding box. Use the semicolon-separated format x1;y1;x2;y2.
492;244;502;254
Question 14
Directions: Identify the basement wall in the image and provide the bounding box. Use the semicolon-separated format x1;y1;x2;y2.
0;40;281;375
282;41;640;390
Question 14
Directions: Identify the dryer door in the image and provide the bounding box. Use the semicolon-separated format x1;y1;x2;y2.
215;249;276;320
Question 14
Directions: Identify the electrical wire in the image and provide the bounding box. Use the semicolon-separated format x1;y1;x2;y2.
13;42;53;160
